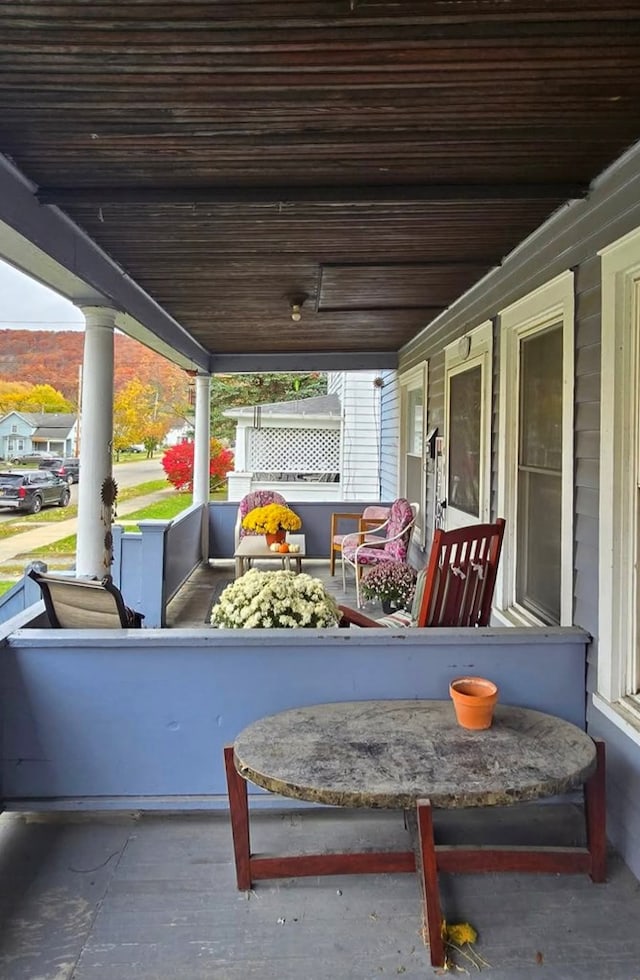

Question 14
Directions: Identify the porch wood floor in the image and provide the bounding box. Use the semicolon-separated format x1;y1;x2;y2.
165;558;367;627
4;561;639;977
1;804;640;979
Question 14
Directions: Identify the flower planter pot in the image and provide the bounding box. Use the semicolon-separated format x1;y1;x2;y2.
449;676;498;730
265;529;286;547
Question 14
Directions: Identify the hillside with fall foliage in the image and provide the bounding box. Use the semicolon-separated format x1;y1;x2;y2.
0;329;189;404
0;330;327;448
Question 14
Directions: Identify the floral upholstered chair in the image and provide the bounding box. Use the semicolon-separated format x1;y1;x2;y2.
329;504;390;576
341;498;417;607
234;489;287;548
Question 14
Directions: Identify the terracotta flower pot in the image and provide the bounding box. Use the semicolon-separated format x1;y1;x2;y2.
265;529;286;547
449;676;498;730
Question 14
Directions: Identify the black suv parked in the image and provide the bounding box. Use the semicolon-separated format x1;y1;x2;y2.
39;457;80;484
0;470;71;513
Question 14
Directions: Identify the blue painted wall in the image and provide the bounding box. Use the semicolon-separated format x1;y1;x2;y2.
1;627;588;807
208;500;394;560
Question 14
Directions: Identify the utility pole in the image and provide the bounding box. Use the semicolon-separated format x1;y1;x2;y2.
75;363;82;456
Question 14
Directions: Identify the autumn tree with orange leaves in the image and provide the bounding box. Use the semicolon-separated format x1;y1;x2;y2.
0;381;74;415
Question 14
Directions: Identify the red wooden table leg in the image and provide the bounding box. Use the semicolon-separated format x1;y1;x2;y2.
224;744;252;890
416;798;445;968
585;738;607;883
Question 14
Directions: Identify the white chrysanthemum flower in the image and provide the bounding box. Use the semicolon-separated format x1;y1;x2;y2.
210;569;340;629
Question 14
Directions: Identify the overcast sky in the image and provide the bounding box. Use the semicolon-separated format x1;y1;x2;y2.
0;258;84;330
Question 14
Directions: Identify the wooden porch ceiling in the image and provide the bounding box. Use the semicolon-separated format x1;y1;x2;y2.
1;2;640;361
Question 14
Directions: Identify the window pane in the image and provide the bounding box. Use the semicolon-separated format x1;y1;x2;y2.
402;376;425;543
517;471;561;622
448;366;481;517
520;326;562;471
406;454;422;508
406;388;423;455
517;325;563;623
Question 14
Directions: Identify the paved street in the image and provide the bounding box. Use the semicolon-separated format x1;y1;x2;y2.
0;457;165;525
0;458;170;569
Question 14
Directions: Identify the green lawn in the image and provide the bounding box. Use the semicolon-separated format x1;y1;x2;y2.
118;487;225;524
0;482;228;576
0;479;170;544
28;485;227;556
117;492;192;523
118;479;168;501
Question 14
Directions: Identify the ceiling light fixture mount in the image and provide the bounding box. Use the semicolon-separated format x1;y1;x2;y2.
289;293;307;322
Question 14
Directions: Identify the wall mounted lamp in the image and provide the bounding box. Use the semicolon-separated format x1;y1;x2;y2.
458;334;472;360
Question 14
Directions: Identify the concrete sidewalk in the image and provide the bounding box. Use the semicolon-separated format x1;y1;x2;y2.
0;488;173;568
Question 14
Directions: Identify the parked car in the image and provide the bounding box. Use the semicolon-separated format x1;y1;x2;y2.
38;456;64;470
10;451;56;465
0;470;71;513
39;457;80;484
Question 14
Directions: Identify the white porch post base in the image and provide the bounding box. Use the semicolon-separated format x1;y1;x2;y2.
226;472;253;502
76;306;116;578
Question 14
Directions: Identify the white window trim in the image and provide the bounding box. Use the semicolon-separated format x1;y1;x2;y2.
443;321;493;526
398;361;428;547
598;226;640;711
496;271;575;627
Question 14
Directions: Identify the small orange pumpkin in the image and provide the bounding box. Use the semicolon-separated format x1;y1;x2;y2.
278;543;290;553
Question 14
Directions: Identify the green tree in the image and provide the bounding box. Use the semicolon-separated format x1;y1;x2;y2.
113;378;181;457
210;372;327;442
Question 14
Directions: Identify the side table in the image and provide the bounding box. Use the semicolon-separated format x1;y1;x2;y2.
233;533;306;578
224;700;606;969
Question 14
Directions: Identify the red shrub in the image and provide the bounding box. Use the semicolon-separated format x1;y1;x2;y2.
162;439;234;492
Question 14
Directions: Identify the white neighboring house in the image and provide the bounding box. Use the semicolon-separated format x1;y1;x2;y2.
225;371;385;502
164;423;194;447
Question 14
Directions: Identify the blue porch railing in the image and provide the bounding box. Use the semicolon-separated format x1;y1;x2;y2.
0;498;592;814
0;618;590;810
0;499;394;628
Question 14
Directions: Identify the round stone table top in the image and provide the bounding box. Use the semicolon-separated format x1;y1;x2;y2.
233;699;597;809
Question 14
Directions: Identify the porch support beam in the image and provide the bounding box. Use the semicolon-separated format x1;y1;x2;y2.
36;182;587;206
76;306;116;578
210;351;398;372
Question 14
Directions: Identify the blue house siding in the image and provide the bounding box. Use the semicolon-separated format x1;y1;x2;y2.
0;411;76;460
395;143;640;881
588;709;640;884
0;412;33;460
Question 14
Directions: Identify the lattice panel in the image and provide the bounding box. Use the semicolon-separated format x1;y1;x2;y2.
248;427;340;472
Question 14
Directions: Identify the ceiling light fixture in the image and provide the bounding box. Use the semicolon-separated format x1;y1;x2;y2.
289;294;307;322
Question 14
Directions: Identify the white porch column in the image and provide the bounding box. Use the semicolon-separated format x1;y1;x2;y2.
192;373;211;506
76;306;116;578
